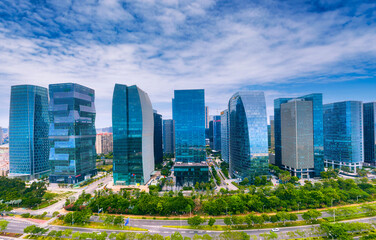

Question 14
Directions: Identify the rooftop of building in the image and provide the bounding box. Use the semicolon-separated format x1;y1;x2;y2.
174;162;208;167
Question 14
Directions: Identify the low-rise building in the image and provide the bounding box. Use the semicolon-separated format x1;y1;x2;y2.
174;162;209;187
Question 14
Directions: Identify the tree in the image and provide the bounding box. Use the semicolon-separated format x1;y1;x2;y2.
171;232;184;240
188;216;205;228
270;215;279;223
231;215;244;226
261;214;270;223
23;225;47;236
276;212;289;225
114;216;124;226
260;231;278;240
104;215;115;225
0;220;8;231
302;209;322;223
289;213;298;222
208;217;215;227
43;192;56;201
245;214;254;227
224;217;232;227
254;177;261;186
242;178;250;186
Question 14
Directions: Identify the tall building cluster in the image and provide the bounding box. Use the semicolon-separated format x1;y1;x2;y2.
6;82;376;185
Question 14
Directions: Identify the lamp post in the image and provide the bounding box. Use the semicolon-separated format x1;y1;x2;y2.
298;202;300;213
263;205;265;213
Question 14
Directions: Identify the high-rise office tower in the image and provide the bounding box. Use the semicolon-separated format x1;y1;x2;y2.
281;100;314;178
0;144;9;176
274;94;324;176
173;89;208;186
270;116;275;151
208;120;214;149
9;85;50;180
229;91;269;180
153;111;163;166
324;101;363;172
205;106;209;129
96;133;113;155
163;120;175;155
221;110;229;163
173;89;206;163
49;83;97;184
364;102;376;165
213;115;221;151
0;127;2;145
112;84;154;185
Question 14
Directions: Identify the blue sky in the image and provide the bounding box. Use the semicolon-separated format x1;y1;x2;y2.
0;0;375;127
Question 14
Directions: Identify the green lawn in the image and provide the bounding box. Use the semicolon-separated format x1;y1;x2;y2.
31;200;58;210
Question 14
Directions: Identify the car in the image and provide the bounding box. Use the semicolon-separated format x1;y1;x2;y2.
272;228;280;232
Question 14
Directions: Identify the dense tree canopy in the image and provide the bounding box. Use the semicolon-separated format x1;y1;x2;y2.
67;177;376;217
0;177;47;208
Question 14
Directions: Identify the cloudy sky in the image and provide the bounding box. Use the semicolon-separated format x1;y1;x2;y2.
0;0;375;128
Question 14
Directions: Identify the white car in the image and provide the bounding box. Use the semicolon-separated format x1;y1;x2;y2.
272;228;280;232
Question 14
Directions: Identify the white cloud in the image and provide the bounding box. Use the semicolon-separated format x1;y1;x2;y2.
0;0;375;127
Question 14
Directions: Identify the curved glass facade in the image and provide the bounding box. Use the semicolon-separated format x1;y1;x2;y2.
229;91;269;180
49;83;97;183
112;84;154;185
9;85;50;179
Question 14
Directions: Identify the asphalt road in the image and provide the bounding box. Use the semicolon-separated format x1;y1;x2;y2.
4;213;375;239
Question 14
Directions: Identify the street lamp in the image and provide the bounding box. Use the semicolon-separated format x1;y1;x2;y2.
298;202;300;213
263;205;265;213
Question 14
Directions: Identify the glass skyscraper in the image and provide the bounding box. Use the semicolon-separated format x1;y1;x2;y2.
221;110;229;163
364;102;376;165
229;91;269;180
154;111;163;166
281;100;314;178
49;83;97;184
9;85;50;180
173;89;206;163
112;84;154;185
274;93;324;177
163;120;175;155
213;115;221;151
323;101;364;172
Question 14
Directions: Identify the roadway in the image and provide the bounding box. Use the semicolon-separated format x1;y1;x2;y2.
4;214;376;238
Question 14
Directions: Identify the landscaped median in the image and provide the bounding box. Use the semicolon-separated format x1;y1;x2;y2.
162;219;324;231
51;219;147;231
